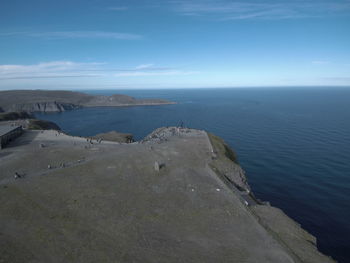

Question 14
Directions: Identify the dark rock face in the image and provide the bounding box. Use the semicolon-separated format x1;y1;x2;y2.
92;131;134;143
0;110;60;130
9;102;81;113
0;111;33;121
27;119;61;130
207;133;250;192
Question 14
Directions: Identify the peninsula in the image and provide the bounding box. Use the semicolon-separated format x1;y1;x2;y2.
0;123;335;262
0;90;175;112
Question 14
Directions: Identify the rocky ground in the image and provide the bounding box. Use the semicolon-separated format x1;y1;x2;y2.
0;127;335;263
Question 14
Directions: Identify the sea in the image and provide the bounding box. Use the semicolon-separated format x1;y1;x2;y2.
35;87;350;262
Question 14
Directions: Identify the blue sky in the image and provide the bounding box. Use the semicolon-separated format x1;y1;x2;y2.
0;0;350;89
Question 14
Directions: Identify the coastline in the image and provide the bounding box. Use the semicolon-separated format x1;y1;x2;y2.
0;90;176;113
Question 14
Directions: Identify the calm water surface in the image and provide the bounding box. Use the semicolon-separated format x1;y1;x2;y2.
36;88;350;262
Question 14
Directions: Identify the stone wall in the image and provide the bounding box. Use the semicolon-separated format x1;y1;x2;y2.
0;126;23;149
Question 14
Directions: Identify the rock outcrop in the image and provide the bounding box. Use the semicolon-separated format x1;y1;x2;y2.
0;111;33;121
207;133;250;192
92;130;134;143
0;111;61;130
26;119;61;130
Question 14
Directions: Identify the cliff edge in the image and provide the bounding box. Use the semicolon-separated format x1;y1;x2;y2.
0;127;335;262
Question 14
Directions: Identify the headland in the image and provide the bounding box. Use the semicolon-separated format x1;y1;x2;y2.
0;90;175;112
0;123;335;262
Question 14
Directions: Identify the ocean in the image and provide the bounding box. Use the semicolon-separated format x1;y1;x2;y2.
35;87;350;262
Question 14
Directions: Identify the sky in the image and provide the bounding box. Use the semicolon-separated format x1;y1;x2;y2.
0;0;350;90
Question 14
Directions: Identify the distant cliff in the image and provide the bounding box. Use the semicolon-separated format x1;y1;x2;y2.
9;102;81;112
0;90;175;112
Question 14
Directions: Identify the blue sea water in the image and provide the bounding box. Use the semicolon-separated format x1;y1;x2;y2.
36;88;350;262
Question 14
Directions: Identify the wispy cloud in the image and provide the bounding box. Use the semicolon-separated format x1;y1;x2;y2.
116;64;174;72
115;70;199;77
108;6;129;11
169;0;350;20
114;63;199;77
135;64;155;70
312;60;330;65
0;31;142;40
0;61;105;80
0;61;199;80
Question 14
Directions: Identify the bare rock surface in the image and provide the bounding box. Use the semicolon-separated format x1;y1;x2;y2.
0;127;335;263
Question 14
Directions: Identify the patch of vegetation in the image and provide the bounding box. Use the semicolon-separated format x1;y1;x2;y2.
92;131;134;143
27;119;61;130
207;133;238;164
0;111;33;121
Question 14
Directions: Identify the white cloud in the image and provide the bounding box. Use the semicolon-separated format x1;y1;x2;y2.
169;0;350;20
135;64;155;70
0;31;142;40
108;6;128;11
0;61;199;80
0;61;105;80
114;70;199;77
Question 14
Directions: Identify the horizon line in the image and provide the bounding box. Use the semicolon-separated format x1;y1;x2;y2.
1;85;350;92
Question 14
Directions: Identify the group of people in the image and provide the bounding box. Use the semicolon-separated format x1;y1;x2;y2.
86;138;103;144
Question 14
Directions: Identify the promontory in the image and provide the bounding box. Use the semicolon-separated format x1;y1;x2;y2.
0;90;175;112
0;122;335;262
